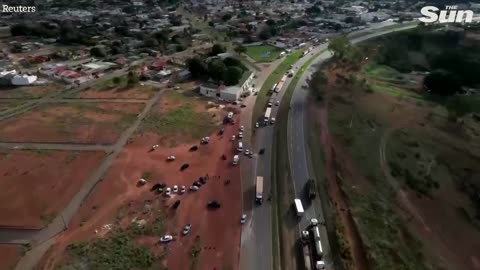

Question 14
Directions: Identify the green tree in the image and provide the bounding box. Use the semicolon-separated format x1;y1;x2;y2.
112;77;122;85
423;69;461;95
90;47;106;57
210;43;226;56
234;45;247;55
127;71;139;86
224;66;243;86
187;56;208;78
328;35;350;59
208;59;227;82
222;14;232;21
143;37;159;48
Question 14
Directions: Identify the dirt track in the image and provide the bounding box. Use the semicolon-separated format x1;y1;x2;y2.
37;119;242;270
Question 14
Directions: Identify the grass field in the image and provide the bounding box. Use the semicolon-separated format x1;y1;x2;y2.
246;45;283;62
251;50;303;129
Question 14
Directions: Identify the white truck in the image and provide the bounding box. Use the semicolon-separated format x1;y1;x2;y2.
294;199;304;217
264;107;272;125
256;176;264;204
270;82;278;93
233;155;239;165
315;261;326;269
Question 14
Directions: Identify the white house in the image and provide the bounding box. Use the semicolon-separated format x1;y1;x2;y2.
199;71;254;102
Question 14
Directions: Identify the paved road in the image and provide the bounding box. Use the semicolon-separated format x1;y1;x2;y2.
0;142;114;151
287;24;418;269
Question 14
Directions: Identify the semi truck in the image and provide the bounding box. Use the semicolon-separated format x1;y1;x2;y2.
301;230;313;270
311;224;324;258
256;176;264;204
264;107;272;124
294;198;304;217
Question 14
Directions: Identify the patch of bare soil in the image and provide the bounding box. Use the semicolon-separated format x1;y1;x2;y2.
0;102;143;144
0;150;105;229
37;115;242;270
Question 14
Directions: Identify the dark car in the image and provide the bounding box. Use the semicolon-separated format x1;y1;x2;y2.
180;163;189;171
189;145;198;151
172;200;181;210
219;128;225;135
199;176;207;184
151;183;161;191
207;200;221;209
259;148;265;155
193;181;202;187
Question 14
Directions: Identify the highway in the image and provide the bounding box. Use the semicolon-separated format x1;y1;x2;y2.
287;23;418;269
239;21;418;270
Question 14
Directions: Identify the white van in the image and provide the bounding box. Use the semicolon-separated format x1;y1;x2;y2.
237;141;243;152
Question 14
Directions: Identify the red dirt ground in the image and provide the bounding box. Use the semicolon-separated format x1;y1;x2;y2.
0;102;143;144
37;117;242;270
0;244;22;270
0;84;62;99
0;150;105;229
76;86;156;99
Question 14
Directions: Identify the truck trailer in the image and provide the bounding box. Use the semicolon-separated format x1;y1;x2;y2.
264;107;272;124
256;176;264;204
294;198;304;217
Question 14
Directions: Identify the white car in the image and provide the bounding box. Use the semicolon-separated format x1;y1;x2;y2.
310;218;319;226
238;132;243;138
165;187;171;196
240;214;247;224
270;118;276;124
173;185;178;193
255;122;259;128
138;178;147;185
239;125;244;132
160;235;173;243
190;185;199;191
182;224;192;235
231;135;236;141
167;155;176;161
244;149;250;156
180;186;186;194
275;100;280;106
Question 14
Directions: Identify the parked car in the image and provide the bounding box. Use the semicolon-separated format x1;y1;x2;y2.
219;128;225;135
239;126;244;132
138;178;147;185
180;186;186;194
180;163;189;171
240;104;247;108
189;145;198;151
190;185;199;191
199;176;207;185
231;135;236;141
238;132;243;138
173;185;178;193
255;122;259;128
275;100;280;106
182;224;192;235
165;187;171;196
160;235;173;243
207;200;221;209
172;200;181;209
240;214;247;224
245;149;250;156
151;183;162;191
248;152;253;158
167;155;176;161
201;137;210;144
